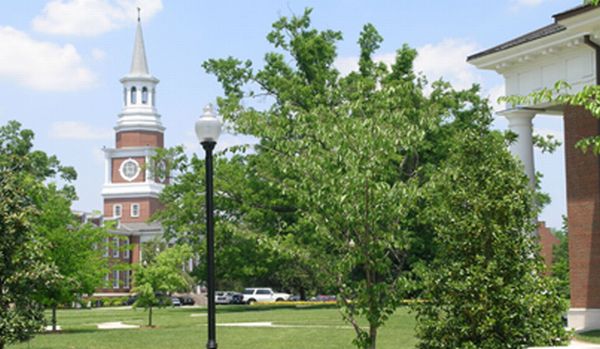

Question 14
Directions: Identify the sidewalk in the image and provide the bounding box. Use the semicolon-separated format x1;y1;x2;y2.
530;339;600;348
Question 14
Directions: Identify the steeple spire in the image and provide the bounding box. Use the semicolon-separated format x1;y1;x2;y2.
129;10;150;77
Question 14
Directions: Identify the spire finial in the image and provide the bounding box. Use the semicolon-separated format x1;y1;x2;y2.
137;7;141;22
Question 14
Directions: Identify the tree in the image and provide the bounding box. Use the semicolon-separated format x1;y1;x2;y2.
132;245;193;327
413;120;569;348
551;218;570;299
0;121;74;349
186;8;569;348
35;184;109;331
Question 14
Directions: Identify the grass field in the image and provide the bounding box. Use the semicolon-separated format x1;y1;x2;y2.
575;330;600;344
7;304;418;349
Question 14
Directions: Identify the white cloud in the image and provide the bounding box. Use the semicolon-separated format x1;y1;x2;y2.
49;121;112;140
32;0;163;37
91;48;106;61
0;26;96;91
334;38;483;91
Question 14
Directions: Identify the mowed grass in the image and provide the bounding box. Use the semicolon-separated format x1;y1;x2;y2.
8;304;417;349
575;330;600;344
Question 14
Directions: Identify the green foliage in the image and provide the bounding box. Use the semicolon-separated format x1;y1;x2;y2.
413;124;570;348
132;245;193;326
34;184;110;330
195;8;572;349
501;82;600;154
0;121;73;348
551;218;570;299
585;0;600;6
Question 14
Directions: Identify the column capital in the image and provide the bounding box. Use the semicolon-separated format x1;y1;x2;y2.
498;108;537;126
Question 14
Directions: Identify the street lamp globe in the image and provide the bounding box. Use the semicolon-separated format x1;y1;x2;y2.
195;104;221;143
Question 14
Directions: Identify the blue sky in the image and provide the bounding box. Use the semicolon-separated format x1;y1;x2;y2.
0;0;580;228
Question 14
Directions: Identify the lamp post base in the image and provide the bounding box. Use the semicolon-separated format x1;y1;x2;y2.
206;339;217;349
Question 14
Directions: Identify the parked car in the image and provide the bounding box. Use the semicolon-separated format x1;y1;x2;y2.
230;293;244;304
288;295;302;302
241;288;291;305
216;291;241;304
310;295;337;302
171;297;182;307
177;295;195;306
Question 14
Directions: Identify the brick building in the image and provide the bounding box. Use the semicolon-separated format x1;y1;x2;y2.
469;4;600;331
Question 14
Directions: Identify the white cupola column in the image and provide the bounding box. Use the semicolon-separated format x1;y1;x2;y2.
500;109;537;189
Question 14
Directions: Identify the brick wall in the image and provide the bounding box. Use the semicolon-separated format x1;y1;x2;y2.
103;197;161;222
538;221;560;272
564;105;600;308
116;131;163;148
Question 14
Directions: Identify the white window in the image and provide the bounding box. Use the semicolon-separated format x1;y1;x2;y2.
130;87;137;104
113;204;122;218
112;270;119;289
124;270;130;289
113;237;119;258
142;87;148;104
103;238;109;257
131;203;140;218
124;238;130;259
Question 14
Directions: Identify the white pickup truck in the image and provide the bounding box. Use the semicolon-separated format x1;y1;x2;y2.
241;288;291;304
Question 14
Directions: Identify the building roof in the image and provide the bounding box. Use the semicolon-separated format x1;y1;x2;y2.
467;4;596;61
128;19;150;77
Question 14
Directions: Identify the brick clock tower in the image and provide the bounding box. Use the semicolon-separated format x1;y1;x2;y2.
97;17;165;295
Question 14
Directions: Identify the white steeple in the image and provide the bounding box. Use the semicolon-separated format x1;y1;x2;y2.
116;11;164;133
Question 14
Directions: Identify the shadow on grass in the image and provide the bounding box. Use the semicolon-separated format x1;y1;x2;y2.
575;330;600;344
40;328;98;335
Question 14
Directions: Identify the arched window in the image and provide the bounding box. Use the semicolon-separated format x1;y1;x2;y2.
142;87;148;104
151;89;156;106
130;87;137;104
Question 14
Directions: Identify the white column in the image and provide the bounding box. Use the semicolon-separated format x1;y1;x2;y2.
104;149;111;184
501;109;537;189
145;155;151;183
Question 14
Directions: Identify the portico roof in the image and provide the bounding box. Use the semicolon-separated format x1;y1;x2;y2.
467;4;595;62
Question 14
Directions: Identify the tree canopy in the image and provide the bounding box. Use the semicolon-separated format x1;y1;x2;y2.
155;9;569;348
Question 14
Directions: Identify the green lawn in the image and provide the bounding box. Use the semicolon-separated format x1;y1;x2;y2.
575;330;600;344
8;304;417;349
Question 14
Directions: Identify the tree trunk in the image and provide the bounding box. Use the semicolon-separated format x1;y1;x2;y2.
148;305;153;327
299;287;306;301
369;325;377;349
52;305;57;331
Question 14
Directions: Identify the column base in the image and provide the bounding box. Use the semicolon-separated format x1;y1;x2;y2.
568;308;600;332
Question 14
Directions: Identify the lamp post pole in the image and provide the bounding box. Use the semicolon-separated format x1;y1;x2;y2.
195;104;221;349
202;140;217;349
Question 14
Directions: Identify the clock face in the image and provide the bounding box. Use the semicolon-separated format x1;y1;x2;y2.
119;159;140;181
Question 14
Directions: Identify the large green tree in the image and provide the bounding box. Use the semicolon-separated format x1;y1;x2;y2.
0;121;74;349
413;120;569;348
156;9;568;348
35;184;109;331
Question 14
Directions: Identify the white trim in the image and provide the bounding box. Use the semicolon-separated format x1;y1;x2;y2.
105;147;157;158
101;182;164;199
119;158;141;182
568;308;600;332
131;203;140;218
